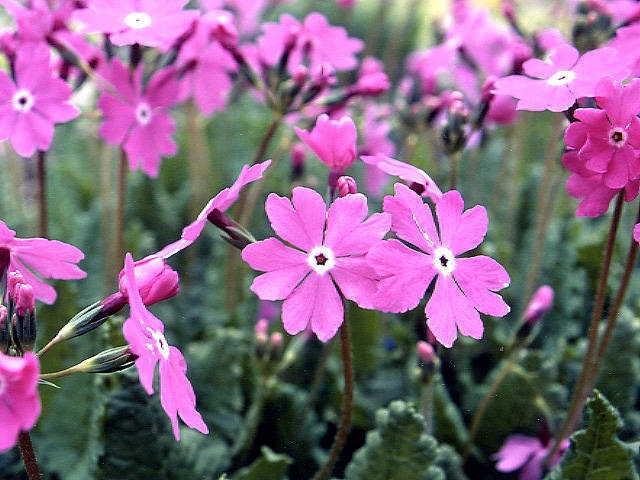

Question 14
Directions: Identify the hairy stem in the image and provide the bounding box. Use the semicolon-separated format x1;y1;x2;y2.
18;431;41;480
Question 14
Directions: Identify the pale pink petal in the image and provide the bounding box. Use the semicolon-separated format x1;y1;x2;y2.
494;435;542;472
331;256;379;309
123;317;158;394
454;256;511;316
436;190;488;255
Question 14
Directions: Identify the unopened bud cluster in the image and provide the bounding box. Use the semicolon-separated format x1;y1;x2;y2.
1;270;36;355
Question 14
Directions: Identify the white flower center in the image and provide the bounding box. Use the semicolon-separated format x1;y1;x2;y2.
135;102;152;125
433;246;456;276
124;11;152;29
547;70;575;86
608;127;627;148
12;89;34;112
307;246;336;275
147;327;170;360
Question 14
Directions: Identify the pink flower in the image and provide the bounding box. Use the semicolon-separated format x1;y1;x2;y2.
367;184;510;347
493;41;628;112
154;160;271;259
242;187;390;342
523;285;554;325
98;59;179;177
0;351;41;452
74;0;199;51
118;256;179;305
122;253;208;441
494;434;568;480
0;220;86;304
294;114;357;170
0;43;79;157
360;154;443;203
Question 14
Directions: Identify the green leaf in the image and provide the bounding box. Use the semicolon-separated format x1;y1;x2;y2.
545;390;639;480
344;400;445;480
231;446;292;480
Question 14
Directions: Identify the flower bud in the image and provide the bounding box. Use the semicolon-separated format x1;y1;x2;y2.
524;285;554;325
0;247;9;282
54;299;120;346
207;209;256;250
0;305;9;354
76;346;137;374
440;97;470;155
118;257;180;306
15;283;35;317
290;143;306;182
416;341;439;384
337;176;358;197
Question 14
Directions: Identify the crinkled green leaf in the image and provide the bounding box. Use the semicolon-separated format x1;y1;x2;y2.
545;390;639;480
231;446;292;480
344;400;445;480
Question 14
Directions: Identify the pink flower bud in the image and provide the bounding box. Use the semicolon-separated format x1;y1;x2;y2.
337;176;358;197
524;285;554;325
270;332;283;349
416;341;435;364
15;283;35;316
255;318;269;336
7;271;25;297
119;257;180;306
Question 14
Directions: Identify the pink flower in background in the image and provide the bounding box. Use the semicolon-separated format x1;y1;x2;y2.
494;434;568;480
360;154;443;203
98;59;179;177
0;351;41;452
74;0;199;51
242;187;390;342
154;160;271;259
295;114;357;170
122;253;208;441
201;0;270;35
493;41;628;112
0;220;86;304
367;184;510;347
0;43;79;157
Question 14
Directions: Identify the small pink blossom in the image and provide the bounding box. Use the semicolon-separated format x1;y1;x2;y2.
294;114;357;170
0;220;86;304
242;187;390;342
367;184;510;348
74;0;199;51
122;253;208;441
494;434;568;480
0;43;79;157
0;351;41;452
98;59;179;177
118;256;179;305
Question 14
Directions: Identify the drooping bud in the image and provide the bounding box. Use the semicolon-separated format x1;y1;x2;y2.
523;285;554;325
337;176;357;197
76;346;138;374
440;96;470;155
207;208;256;250
290;143;306;182
415;341;439;384
118;256;180;306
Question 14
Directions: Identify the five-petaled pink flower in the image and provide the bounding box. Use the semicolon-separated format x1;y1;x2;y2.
242;187;390;342
74;0;199;51
295;114;357;170
122;253;208;441
0;351;41;452
0;220;86;304
98;59;179;177
0;43;79;157
367;184;510;348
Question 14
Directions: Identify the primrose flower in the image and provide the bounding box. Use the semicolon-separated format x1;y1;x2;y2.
494;434;569;480
294;114;357;170
367;184;510;348
242;187;390;342
74;0;199;51
98;59;179;178
493;40;627;112
0;351;41;452
0;220;86;304
122;253;208;441
0;43;79;157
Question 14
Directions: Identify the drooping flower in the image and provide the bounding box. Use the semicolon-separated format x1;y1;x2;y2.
0;42;79;157
0;220;86;304
0;351;41;452
122;253;208;441
294;114;357;170
493;40;628;112
97;59;179;177
367;184;510;348
74;0;199;51
242;187;390;342
494;434;569;480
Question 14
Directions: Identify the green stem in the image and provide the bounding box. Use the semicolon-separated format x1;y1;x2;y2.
18;431;41;480
547;190;624;463
36;150;47;238
116;148;127;264
312;318;354;480
39;365;80;380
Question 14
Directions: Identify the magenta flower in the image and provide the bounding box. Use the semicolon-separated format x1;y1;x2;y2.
493;41;628;112
494;434;569;480
367;184;510;348
74;0;199;51
0;351;41;452
122;253;208;441
154;160;271;259
242;187;390;342
294;114;357;170
0;43;79;157
118;256;179;306
0;220;86;304
98;59;179;177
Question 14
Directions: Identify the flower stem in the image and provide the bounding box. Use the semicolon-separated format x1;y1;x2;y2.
36;150;47;238
116;148;127;265
547;190;624;463
312;319;354;480
18;431;41;480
